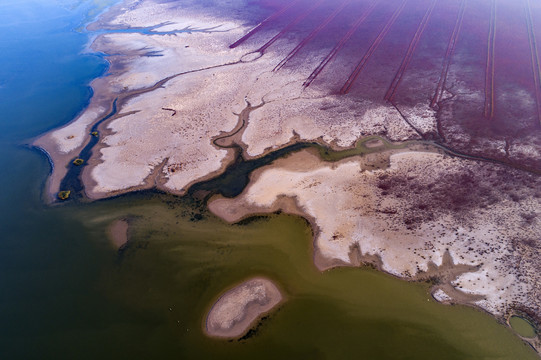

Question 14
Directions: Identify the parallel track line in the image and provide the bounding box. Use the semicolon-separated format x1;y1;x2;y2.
526;0;541;125
229;0;302;48
273;0;352;72
303;0;380;88
430;0;466;108
257;0;326;54
484;0;497;119
339;0;408;95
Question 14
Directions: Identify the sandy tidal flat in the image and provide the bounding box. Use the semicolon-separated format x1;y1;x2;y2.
36;0;423;200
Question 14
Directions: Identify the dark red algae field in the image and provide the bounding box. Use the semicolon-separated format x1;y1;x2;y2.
231;0;541;172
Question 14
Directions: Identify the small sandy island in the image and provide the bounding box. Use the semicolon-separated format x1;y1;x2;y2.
205;277;283;338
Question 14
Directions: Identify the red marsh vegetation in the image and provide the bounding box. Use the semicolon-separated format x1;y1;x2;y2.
231;0;541;172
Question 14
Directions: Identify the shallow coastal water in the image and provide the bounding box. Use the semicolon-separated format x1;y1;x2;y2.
510;316;537;339
0;1;538;359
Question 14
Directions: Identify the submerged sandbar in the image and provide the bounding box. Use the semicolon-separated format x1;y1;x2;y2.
108;219;129;248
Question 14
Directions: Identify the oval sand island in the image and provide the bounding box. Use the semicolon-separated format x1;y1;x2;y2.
205;277;283;338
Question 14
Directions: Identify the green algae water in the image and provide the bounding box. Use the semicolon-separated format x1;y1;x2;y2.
510;316;537;339
0;1;538;359
3;192;535;359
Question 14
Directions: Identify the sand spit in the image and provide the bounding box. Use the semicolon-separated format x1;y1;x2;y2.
209;149;541;328
32;75;115;202
205;277;283;338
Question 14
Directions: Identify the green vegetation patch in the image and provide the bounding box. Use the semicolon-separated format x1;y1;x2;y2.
91;131;99;137
316;135;410;162
57;190;71;200
73;158;84;166
509;315;537;338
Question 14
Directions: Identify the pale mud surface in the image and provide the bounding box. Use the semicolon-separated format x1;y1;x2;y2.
35;0;421;200
209;149;541;327
205;277;283;338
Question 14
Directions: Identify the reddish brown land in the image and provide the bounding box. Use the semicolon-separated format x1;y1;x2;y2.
232;0;541;173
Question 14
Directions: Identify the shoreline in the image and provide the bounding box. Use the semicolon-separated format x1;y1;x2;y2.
208;185;536;334
32;1;248;202
207;147;541;352
208;146;434;272
31;5;121;202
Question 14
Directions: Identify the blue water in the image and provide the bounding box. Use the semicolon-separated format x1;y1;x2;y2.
0;1;110;140
0;1;116;358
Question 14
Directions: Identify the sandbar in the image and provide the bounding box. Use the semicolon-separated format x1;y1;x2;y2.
205;277;283;338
